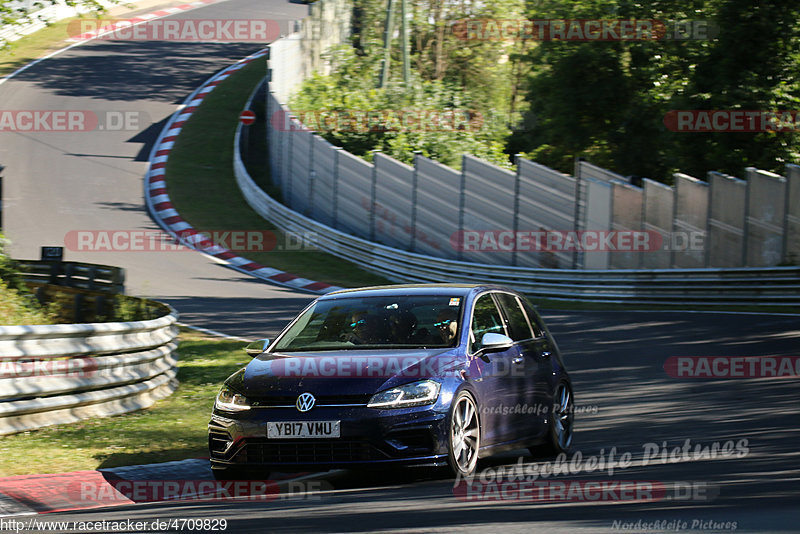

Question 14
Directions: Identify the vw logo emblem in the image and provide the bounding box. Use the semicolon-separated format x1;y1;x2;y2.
296;392;316;412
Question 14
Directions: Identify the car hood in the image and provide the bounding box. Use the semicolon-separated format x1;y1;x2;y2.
229;348;464;398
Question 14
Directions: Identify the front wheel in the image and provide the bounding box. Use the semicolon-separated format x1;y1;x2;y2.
529;381;574;457
447;391;481;477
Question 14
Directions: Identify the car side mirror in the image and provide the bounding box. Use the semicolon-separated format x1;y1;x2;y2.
477;333;513;360
244;338;271;357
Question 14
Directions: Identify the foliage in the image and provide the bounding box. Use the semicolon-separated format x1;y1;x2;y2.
291;0;528;170
0;234;26;293
112;294;161;322
1;0;116;49
510;0;800;180
0;233;57;325
0;279;58;325
291;47;512;169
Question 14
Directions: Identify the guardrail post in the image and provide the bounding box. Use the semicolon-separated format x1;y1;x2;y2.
95;294;107;320
332;147;342;230
410;151;421;253
742;173;751;267
308;130;316;216
87;266;97;290
112;267;125;294
308;169;316;219
369;150;380;241
64;263;75;287
457;155;467;261
48;261;59;284
573;157;584;269
512;154;522;267
73;293;83;323
286;115;294;209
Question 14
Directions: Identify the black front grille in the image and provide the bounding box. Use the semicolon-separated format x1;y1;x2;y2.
235;439;388;464
251;394;371;407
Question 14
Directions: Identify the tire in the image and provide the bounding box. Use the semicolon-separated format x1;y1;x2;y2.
446;390;481;477
529;381;574;458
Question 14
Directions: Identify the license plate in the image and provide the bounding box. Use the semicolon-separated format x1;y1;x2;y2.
267;421;340;439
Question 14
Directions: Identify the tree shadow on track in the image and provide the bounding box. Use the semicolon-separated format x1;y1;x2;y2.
157;295;314;339
12;41;265;103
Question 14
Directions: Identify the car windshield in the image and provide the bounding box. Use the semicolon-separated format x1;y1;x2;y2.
270;295;465;351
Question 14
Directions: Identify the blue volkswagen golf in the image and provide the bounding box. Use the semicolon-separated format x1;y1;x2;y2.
208;284;573;478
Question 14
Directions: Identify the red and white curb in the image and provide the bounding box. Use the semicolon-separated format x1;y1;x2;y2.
67;0;225;41
0;459;319;516
144;49;342;294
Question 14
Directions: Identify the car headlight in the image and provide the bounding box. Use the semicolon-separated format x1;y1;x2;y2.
367;380;441;408
215;386;251;412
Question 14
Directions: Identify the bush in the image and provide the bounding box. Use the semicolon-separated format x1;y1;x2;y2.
0;278;58;325
289;46;513;170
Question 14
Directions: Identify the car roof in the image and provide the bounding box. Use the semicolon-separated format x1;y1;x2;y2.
319;283;512;300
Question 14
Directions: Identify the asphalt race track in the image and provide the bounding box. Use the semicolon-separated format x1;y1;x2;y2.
13;310;800;532
0;0;314;338
1;0;799;532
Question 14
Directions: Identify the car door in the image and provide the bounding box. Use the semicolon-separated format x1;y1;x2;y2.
466;292;520;446
494;292;550;438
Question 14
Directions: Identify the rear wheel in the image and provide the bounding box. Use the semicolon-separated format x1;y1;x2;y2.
529;381;573;457
447;391;480;477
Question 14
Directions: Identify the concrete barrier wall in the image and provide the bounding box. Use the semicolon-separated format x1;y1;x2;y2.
262;0;799;270
786;164;800;265
707;172;747;268
672;173;709;268
642;179;674;269
745;168;787;267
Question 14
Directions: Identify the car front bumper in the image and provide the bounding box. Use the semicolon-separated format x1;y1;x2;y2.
208;403;451;472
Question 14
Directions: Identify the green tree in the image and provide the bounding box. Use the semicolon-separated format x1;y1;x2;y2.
511;0;800;181
2;0;116;49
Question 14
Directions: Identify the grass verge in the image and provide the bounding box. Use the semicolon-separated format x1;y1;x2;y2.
0;19;79;76
0;329;245;477
164;57;390;288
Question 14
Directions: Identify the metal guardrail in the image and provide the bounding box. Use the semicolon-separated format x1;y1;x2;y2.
0;302;179;435
17;260;125;293
235;124;800;306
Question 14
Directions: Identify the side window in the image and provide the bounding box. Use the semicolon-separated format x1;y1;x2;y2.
469;294;506;352
519;297;545;338
495;293;534;342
